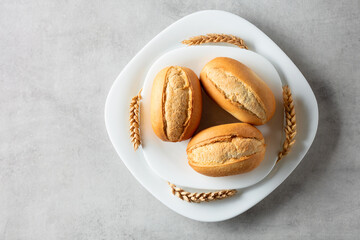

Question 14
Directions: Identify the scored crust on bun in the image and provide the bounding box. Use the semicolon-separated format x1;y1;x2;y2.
151;66;202;142
200;57;276;125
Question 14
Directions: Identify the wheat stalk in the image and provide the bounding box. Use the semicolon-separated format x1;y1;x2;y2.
168;182;237;203
182;33;248;49
277;85;297;162
129;89;142;151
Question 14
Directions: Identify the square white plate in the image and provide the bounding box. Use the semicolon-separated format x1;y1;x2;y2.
105;10;318;222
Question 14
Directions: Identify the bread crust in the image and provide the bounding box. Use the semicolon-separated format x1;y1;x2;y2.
200;57;276;125
188;149;265;177
180;67;203;140
187;123;266;177
151;66;202;142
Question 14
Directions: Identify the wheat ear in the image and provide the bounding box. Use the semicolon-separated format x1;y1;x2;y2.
168;182;237;203
129;89;142;150
182;33;248;49
277;85;297;162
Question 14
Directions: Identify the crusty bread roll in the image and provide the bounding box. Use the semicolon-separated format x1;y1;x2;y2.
200;57;276;125
186;123;266;177
151;66;202;142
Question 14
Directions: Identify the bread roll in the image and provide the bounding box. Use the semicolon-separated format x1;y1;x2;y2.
151;66;202;142
200;57;276;125
187;123;266;177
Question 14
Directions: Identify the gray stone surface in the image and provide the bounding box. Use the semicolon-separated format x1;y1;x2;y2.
1;0;359;239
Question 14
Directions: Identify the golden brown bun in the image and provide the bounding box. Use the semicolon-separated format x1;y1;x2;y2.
151;66;202;142
200;57;276;125
187;123;266;177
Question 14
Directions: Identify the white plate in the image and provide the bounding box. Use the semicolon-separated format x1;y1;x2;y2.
141;46;283;189
105;10;318;222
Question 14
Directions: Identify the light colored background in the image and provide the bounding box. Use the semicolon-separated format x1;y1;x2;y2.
1;0;359;239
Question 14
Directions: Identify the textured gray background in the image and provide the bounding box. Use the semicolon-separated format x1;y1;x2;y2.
1;0;359;239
